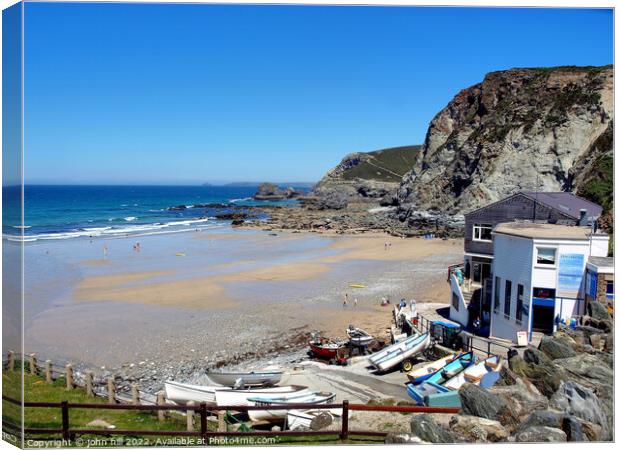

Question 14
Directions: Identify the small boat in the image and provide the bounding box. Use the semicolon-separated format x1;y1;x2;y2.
164;381;306;406
443;355;502;390
368;332;430;372
248;391;336;421
164;381;227;405
407;380;450;405
406;354;458;384
215;385;309;407
308;339;346;360
424;386;461;408
407;355;501;405
206;371;283;387
423;351;475;385
349;284;365;288
346;325;374;347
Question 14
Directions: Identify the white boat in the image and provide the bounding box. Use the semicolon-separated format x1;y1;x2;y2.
346;325;374;347
164;380;305;406
247;391;336;421
287;408;342;430
442;355;502;390
406;354;456;384
215;385;309;407
368;332;430;372
205;371;283;387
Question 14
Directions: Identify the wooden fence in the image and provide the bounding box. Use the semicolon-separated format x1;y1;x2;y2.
2;395;460;442
3;351;460;443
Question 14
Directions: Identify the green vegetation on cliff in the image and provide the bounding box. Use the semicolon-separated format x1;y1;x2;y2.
340;145;420;182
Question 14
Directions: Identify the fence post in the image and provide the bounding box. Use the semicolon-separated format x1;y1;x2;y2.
61;400;70;442
29;353;37;375
131;383;140;405
186;401;195;432
157;392;166;421
45;360;53;383
218;411;226;432
340;400;349;441
85;371;94;397
107;377;116;404
200;402;208;442
487;340;491;356
7;351;14;372
65;364;73;390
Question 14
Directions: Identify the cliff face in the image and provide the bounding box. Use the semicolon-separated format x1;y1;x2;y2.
397;65;614;214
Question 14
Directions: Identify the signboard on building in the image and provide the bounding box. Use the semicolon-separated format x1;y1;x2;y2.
516;331;528;346
558;253;585;298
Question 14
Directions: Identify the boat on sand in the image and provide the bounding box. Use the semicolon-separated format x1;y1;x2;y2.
308;338;347;360
346;325;374;347
215;385;309;407
368;332;430;372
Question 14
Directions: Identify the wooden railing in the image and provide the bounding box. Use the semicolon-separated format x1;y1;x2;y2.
2;395;460;442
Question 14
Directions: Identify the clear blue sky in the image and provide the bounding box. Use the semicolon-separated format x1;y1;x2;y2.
22;3;613;185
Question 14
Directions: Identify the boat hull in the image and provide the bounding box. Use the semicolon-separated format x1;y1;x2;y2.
248;392;336;422
164;381;226;405
215;385;309;407
309;341;341;359
206;371;283;387
406;354;456;384
368;332;430;372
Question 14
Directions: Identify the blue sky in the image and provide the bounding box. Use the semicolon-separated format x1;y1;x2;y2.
22;3;613;184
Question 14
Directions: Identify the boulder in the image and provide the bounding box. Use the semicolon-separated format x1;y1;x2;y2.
459;383;518;428
409;414;458;443
550;381;609;440
579;420;603;441
490;378;549;418
553;353;614;388
596;319;613;333
384;433;426;444
587;301;611;321
449;415;508;442
508;355;564;398
515;426;567;442
523;347;551;365
538;336;577;359
309;412;333;431
517;410;564;431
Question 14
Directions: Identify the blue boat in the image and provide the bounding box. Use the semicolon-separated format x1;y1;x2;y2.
424;351;475;385
407;381;451;405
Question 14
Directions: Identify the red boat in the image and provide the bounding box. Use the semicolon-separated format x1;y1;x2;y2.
308;339;346;360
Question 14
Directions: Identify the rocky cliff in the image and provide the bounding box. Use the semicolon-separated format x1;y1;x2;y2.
397;65;614;215
314;145;420;201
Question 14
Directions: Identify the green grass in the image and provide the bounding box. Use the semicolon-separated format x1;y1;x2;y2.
340;145;420;182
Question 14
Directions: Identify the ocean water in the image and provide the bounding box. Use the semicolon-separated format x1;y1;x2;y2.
2;185;300;241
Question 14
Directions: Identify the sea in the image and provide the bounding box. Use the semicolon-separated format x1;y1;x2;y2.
2;185;303;242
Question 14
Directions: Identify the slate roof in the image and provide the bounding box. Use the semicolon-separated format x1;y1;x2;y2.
520;192;603;220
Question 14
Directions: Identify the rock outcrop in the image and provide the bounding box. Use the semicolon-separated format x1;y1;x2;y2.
314;145;420;202
397;65;613;214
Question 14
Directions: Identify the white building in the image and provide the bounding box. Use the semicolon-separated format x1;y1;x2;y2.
489;222;609;343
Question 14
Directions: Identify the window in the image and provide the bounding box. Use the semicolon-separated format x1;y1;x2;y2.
606;281;614;300
516;284;524;322
504;280;512;318
494;276;501;311
452;292;459;311
473;223;493;242
536;247;556;266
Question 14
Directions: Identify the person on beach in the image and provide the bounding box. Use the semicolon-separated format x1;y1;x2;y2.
354;298;358;307
343;293;348;307
103;244;108;259
384;241;388;251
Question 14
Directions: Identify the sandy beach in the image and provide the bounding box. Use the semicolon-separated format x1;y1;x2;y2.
10;228;461;388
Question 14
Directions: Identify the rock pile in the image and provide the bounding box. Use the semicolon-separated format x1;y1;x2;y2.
385;324;613;443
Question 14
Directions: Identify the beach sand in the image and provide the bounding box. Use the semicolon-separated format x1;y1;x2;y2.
19;229;461;373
